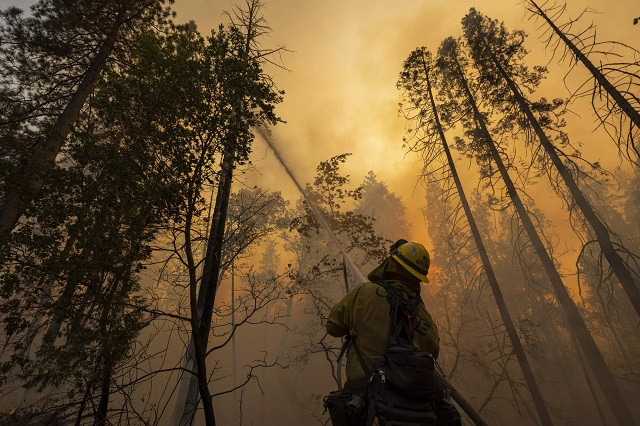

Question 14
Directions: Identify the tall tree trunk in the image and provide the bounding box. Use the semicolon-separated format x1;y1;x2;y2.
93;258;135;426
174;3;259;416
569;331;610;425
75;381;93;426
490;51;640;320
230;260;239;423
0;17;123;239
95;360;112;426
420;52;553;426
527;0;640;158
22;231;78;356
177;144;236;425
231;260;237;394
182;6;263;409
40;246;93;350
448;51;636;426
178;177;217;426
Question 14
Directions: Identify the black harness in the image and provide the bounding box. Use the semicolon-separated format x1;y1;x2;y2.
328;280;461;426
336;280;421;375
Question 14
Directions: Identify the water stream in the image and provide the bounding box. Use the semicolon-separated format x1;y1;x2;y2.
255;124;487;425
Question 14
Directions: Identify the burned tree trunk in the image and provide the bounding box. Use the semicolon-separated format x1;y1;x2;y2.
489;52;640;321
417;50;553;426
440;38;635;425
176;145;235;426
95;360;113;426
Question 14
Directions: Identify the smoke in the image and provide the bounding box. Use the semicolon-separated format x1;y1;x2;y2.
255;124;486;424
255;124;367;284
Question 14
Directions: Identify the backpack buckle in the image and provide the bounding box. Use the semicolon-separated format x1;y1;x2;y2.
370;369;386;384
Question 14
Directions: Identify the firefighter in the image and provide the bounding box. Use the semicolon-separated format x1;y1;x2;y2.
325;239;441;425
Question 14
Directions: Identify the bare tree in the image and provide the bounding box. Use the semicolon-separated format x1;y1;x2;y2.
524;0;640;165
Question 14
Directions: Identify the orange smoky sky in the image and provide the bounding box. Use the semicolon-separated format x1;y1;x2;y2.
176;0;637;285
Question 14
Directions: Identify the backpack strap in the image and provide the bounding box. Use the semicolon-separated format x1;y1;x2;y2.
339;335;372;379
374;280;421;347
337;335;350;364
351;338;371;378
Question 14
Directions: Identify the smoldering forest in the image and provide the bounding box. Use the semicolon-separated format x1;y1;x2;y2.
0;0;639;425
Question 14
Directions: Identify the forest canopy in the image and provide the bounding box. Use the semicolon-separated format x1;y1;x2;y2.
0;0;638;425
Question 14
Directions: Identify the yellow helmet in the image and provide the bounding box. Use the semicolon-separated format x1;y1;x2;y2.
390;240;430;283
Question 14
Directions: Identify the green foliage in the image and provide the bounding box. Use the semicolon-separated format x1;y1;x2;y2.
0;0;173;198
292;154;388;265
0;4;284;418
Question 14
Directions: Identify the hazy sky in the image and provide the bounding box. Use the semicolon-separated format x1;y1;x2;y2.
4;0;636;249
3;0;637;278
169;1;640;278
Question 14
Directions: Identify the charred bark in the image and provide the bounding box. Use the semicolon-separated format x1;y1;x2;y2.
178;145;236;425
420;51;553;426
490;51;640;321
446;48;635;426
95;361;112;426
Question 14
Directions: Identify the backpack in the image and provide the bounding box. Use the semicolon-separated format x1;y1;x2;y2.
325;280;461;426
361;280;438;425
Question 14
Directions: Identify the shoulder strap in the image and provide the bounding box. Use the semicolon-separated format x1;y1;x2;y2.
351;338;371;378
339;335;371;378
337;336;350;364
373;280;421;346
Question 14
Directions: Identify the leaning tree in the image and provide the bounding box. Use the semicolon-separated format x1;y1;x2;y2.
0;0;172;239
436;36;635;425
399;46;552;426
524;0;640;165
461;8;640;325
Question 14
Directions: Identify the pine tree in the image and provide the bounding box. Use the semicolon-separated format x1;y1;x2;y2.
399;46;552;425
0;0;172;239
0;26;200;422
462;8;640;324
436;36;635;425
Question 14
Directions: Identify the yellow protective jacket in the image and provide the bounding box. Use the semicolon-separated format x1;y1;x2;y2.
326;279;440;382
